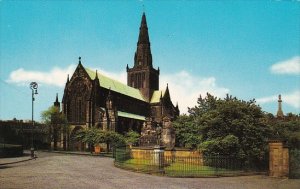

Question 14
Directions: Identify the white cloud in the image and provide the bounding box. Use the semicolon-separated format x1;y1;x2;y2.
256;90;300;109
256;95;278;104
270;56;300;75
160;71;230;113
7;65;76;87
8;65;229;114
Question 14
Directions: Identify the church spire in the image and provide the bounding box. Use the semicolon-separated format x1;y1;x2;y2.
55;93;58;102
134;12;152;67
127;12;159;102
138;12;150;45
54;93;60;109
95;70;99;80
277;94;284;118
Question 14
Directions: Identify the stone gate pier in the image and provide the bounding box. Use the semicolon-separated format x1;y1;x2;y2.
269;139;289;177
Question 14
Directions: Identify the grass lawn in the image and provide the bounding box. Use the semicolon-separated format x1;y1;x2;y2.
117;158;160;172
116;158;243;177
164;162;242;177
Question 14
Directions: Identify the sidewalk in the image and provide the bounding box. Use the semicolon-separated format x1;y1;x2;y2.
42;150;113;157
0;152;33;165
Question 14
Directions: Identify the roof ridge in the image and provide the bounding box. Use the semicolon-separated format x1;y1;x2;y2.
84;67;146;101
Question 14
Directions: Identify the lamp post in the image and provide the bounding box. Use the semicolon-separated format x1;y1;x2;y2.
30;82;38;158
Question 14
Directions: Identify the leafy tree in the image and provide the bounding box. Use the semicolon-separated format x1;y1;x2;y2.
174;93;271;165
124;130;140;146
173;115;201;148
75;128;126;152
269;114;300;150
41;106;68;150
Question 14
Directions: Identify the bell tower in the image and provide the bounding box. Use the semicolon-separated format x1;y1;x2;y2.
127;12;159;102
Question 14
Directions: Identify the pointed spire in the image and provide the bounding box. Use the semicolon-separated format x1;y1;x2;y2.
133;12;153;68
78;56;82;65
95;70;98;79
54;93;60;108
138;12;150;45
165;83;169;93
67;74;70;83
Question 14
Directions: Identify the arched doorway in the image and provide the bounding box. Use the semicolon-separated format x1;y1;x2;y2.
69;126;85;151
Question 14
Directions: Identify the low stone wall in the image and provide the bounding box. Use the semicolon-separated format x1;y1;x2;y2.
130;147;202;165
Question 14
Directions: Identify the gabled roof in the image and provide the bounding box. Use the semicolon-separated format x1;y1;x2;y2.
84;67;146;102
150;90;165;103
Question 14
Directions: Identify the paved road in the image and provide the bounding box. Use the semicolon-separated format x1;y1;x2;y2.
0;152;299;189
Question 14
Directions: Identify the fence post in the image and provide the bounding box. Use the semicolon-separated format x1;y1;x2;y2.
154;145;165;174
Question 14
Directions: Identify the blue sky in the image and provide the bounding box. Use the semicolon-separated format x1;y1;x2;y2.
0;0;299;121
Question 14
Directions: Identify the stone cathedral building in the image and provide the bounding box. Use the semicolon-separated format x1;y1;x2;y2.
55;13;179;150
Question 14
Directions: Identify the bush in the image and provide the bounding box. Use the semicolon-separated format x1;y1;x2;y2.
290;149;300;179
0;143;23;157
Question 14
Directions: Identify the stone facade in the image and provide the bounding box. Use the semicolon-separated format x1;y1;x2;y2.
55;13;179;150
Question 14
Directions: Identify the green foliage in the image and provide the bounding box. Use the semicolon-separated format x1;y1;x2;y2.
41;106;69;149
269;115;300;149
174;93;270;163
124;130;140;145
198;135;240;156
289;149;300;178
75;128;126;147
41;106;67;126
172;115;201;148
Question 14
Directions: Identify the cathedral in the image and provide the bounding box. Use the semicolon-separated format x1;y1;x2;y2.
54;13;179;150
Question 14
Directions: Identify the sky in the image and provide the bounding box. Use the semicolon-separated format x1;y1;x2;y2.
0;0;299;121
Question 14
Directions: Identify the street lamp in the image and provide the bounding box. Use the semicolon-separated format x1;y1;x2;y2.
30;82;38;158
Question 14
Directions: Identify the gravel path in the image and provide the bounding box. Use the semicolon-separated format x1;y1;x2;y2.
0;152;299;189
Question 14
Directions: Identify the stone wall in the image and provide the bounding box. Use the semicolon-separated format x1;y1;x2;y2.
130;147;202;164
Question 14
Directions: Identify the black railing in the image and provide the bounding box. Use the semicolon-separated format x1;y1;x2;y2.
289;149;300;179
114;148;267;177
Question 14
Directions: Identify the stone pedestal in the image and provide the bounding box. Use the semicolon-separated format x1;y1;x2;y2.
269;140;289;177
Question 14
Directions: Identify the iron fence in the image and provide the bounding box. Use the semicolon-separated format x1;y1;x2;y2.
114;148;267;177
289;149;300;179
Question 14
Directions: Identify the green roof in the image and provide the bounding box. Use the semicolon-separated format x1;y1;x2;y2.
150;90;165;103
85;67;145;101
118;111;146;121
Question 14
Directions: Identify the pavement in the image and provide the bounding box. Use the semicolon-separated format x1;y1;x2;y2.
1;151;299;189
0;151;34;165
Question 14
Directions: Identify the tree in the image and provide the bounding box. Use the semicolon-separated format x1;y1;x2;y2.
174;93;271;165
173;115;201;148
124;130;140;146
41;106;68;150
269;114;300;150
75;128;126;152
